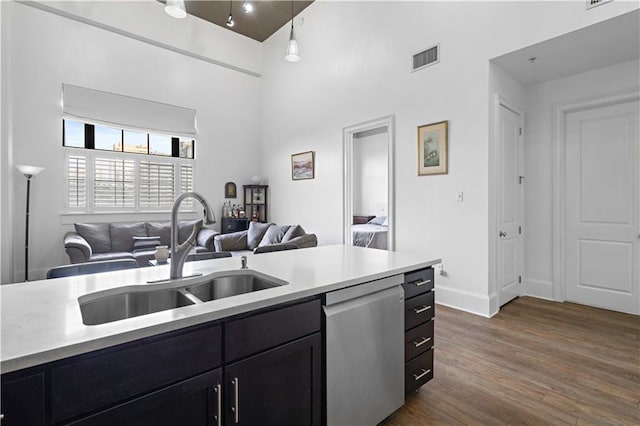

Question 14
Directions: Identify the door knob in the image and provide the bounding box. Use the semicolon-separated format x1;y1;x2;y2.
499;231;507;237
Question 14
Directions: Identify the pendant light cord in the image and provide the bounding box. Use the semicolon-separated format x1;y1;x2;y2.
291;0;294;29
229;0;233;16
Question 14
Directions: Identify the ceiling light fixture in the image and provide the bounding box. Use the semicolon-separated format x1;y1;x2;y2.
285;0;300;62
226;0;235;27
164;0;187;19
242;1;253;13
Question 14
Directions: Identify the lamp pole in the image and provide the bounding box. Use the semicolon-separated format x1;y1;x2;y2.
16;165;44;281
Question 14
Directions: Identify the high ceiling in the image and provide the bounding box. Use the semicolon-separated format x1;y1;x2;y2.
165;1;314;42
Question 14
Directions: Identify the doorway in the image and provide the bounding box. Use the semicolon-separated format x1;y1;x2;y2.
556;95;639;314
343;115;395;251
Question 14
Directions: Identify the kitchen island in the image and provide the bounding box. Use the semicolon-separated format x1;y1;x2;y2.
1;245;439;425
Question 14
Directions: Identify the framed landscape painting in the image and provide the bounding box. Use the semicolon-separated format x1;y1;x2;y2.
291;151;315;180
418;120;448;176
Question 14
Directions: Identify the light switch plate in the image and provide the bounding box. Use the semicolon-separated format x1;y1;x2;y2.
456;192;464;202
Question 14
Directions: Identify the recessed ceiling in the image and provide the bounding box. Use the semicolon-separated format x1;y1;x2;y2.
492;9;640;86
161;1;314;42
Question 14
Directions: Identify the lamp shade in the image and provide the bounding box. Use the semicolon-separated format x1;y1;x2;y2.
165;0;187;19
285;27;300;62
16;165;44;177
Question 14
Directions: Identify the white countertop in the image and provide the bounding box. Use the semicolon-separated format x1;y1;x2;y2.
1;245;439;373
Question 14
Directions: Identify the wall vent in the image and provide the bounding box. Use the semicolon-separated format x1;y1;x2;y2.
412;44;440;72
586;0;613;9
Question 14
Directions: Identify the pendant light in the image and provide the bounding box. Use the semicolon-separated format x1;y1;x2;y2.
226;0;235;27
165;0;187;19
285;0;300;62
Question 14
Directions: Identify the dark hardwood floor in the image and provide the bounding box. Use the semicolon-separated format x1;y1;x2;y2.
383;297;640;425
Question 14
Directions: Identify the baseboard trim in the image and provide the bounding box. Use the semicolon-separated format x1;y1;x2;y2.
524;279;554;300
435;284;493;318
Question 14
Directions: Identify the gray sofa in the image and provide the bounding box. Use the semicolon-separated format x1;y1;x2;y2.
214;222;317;256
64;221;219;267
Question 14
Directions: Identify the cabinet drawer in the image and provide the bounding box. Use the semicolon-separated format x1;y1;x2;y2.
225;298;321;363
405;320;434;362
1;372;45;426
51;324;222;423
402;268;434;299
405;291;434;330
405;349;434;395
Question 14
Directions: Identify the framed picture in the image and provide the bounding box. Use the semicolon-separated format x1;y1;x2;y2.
291;151;315;180
224;182;237;198
418;120;448;176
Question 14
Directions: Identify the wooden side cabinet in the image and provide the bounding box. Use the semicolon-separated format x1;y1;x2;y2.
243;185;268;223
221;217;249;234
403;267;435;394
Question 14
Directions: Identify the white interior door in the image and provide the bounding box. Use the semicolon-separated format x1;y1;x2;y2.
498;104;524;306
565;100;639;314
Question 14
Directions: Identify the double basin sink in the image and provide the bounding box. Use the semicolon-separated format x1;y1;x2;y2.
78;271;287;326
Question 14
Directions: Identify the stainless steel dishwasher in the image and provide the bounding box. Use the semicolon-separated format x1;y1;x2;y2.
324;274;405;426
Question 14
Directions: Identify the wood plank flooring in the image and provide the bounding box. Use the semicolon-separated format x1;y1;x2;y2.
382;297;640;425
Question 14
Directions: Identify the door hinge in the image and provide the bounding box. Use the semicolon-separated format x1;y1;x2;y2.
519;176;525;185
518;275;522;284
519;226;522;235
519;127;522;135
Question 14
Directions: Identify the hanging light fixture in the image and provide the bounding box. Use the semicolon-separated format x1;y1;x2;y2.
242;1;253;13
226;0;235;27
165;0;187;19
285;0;300;62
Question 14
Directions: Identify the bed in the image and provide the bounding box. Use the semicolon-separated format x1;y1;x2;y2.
352;216;388;250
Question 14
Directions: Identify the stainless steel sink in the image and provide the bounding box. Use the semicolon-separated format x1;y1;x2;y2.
79;272;287;325
186;274;282;302
79;288;195;325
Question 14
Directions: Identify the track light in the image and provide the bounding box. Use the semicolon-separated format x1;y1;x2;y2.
226;0;235;27
285;0;300;62
165;0;186;19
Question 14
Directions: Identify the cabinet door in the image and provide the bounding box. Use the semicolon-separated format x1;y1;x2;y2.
0;372;45;426
69;369;223;426
224;333;321;426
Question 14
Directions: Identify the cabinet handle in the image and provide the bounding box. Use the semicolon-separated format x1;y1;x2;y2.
412;336;432;348
231;377;240;424
413;368;431;381
214;383;222;426
413;305;432;314
0;413;4;421
412;279;432;287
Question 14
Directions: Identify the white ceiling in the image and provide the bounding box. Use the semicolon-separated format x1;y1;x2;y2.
492;9;639;86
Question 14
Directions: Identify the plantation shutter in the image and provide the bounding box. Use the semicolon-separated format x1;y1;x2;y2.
180;164;194;207
67;155;86;208
139;161;175;208
93;157;135;208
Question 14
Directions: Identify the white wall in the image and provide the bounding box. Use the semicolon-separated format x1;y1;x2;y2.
1;1;263;282
259;1;638;316
353;130;388;216
523;59;640;299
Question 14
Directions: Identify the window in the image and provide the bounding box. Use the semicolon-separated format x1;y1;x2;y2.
63;119;196;213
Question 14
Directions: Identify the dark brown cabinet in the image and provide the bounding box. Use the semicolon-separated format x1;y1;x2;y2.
221;217;249;234
403;267;435;394
243;185;268;223
0;297;321;426
0;371;45;426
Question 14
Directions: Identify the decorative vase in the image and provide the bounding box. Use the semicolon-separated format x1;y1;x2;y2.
154;245;169;263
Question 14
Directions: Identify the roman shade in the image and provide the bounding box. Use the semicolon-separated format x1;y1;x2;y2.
62;84;196;137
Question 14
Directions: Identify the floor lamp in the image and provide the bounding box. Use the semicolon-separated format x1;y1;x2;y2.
16;165;44;281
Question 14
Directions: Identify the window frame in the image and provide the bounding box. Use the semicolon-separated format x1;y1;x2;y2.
62;118;196;214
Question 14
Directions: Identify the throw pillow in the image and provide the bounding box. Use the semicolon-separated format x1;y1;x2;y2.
146;222;171;246
75;223;111;254
247;222;273;249
367;216;386;225
282;224;305;242
132;236;162;253
110;222;147;252
258;225;291;247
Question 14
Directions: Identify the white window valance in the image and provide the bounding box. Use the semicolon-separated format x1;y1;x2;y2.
62;84;197;137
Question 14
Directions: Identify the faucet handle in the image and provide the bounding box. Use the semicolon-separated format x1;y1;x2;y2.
240;256;248;269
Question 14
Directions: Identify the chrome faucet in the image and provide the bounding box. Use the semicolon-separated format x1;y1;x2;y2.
170;191;216;279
